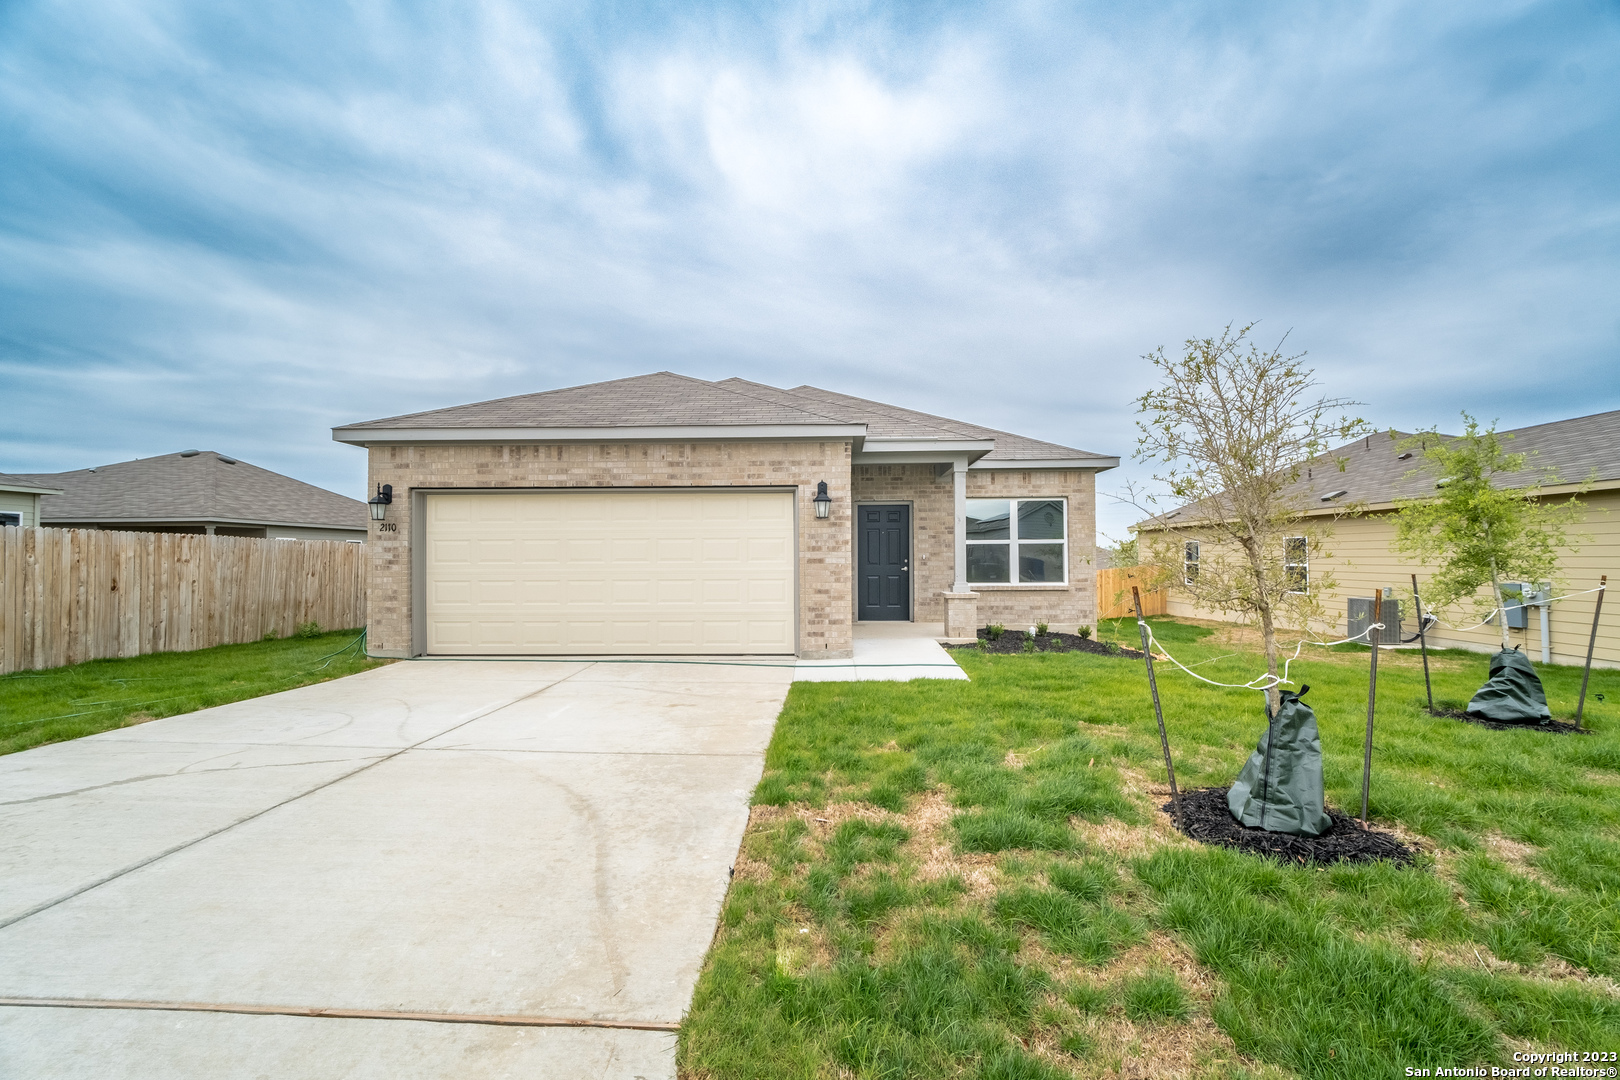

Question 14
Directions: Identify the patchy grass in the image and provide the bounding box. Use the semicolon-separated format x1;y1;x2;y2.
681;617;1620;1079
0;630;387;755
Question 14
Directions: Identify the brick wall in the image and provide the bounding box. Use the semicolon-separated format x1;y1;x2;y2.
850;465;1099;632
366;440;854;659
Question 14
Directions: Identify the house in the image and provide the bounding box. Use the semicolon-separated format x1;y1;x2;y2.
1134;410;1620;668
333;372;1118;659
11;451;368;541
0;473;63;528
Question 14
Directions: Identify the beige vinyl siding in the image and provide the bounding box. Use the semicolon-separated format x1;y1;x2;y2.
0;492;40;527
1157;487;1620;668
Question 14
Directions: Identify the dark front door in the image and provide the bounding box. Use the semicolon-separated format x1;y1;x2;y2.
858;504;910;621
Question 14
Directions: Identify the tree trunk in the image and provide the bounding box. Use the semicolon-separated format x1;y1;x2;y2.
1485;523;1509;650
1237;533;1283;713
1258;600;1280;714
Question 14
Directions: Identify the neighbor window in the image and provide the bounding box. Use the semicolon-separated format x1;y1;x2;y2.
0;512;19;527
1285;537;1308;592
965;499;1067;584
1184;540;1200;584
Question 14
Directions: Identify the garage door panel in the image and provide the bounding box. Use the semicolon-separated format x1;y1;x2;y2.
425;491;795;655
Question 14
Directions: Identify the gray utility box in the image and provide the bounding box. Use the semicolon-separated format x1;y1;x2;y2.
1500;583;1528;629
1347;598;1403;644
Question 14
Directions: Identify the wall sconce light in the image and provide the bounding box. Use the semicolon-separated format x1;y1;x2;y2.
813;481;832;519
369;483;393;521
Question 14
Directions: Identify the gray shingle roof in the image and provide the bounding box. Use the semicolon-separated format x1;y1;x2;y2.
338;372;1116;464
340;372;852;430
0;472;62;495
1137;409;1620;528
12;452;367;530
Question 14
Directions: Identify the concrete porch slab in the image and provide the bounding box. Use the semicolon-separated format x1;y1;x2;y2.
793;627;969;683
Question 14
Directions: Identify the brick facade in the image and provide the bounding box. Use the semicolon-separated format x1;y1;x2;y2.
365;440;854;659
850;464;1099;632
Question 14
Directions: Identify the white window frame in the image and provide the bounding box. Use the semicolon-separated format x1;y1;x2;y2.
1184;540;1200;585
964;497;1069;585
1285;536;1308;594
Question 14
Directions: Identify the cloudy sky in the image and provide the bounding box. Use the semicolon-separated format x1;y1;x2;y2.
3;0;1616;540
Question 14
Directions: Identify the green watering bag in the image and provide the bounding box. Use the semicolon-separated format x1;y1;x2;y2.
1228;686;1333;837
1467;647;1552;723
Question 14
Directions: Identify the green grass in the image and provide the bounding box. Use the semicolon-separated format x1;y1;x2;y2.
0;630;389;755
681;616;1620;1079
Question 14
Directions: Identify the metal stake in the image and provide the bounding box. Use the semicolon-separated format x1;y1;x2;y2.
1575;575;1607;730
1133;586;1183;829
1360;602;1381;825
1412;574;1433;711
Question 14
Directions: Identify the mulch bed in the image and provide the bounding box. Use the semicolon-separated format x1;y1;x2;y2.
1162;786;1418;866
1424;706;1589;734
950;629;1146;659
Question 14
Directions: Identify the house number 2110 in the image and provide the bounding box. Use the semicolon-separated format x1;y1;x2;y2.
376;522;398;533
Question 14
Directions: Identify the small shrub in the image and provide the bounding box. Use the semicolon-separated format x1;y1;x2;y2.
260;630;277;642
986;624;1006;641
1022;638;1037;654
296;620;322;639
1077;625;1093;639
1035;621;1049;636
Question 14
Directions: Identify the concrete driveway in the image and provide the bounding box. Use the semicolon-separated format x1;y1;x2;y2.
0;658;795;1079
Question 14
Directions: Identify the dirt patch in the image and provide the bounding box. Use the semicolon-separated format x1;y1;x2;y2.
1426;706;1589;734
951;629;1148;659
1164;786;1418;866
903;791;1002;901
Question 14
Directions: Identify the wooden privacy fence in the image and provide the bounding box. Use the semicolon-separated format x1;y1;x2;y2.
1096;566;1167;620
0;526;366;675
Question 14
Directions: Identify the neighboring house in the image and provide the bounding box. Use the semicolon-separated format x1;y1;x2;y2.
333;372;1119;659
0;473;63;527
1135;410;1620;668
11;451;368;541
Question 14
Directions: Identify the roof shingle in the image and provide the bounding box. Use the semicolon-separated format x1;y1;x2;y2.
12;452;367;529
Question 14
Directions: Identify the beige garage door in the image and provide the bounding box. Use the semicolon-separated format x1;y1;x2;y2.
423;490;796;655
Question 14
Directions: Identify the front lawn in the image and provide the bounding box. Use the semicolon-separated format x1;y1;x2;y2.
681;618;1620;1079
0;630;390;756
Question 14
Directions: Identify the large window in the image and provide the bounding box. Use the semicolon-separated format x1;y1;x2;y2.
1184;541;1200;584
966;499;1067;584
1285;536;1308;593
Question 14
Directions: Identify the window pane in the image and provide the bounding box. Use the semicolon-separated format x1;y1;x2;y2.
1016;500;1065;540
966;500;1010;540
1018;543;1065;582
1288;565;1308;591
1285;537;1307;562
967;543;1010;583
1185;541;1199;561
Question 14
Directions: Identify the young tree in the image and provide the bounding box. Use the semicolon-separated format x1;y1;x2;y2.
1393;414;1588;650
1135;323;1370;710
1100;533;1140;568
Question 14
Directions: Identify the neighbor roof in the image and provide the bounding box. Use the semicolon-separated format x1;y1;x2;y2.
335;372;1117;467
1136;409;1620;530
0;472;63;496
12;452;368;530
